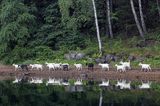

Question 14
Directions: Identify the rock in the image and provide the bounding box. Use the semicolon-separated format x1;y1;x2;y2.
75;53;85;60
70;53;76;59
128;55;136;61
136;56;145;62
64;54;71;60
104;54;118;62
95;58;105;63
112;56;119;62
64;52;85;60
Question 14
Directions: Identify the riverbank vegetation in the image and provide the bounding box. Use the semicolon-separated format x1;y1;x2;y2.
0;0;160;67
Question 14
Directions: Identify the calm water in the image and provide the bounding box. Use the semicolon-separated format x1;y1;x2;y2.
0;76;160;106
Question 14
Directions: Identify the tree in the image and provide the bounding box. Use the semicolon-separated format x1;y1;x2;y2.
106;0;113;38
91;0;102;55
130;0;145;40
138;0;147;34
0;0;35;59
156;0;160;17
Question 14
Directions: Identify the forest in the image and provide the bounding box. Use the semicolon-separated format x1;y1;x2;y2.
0;0;160;64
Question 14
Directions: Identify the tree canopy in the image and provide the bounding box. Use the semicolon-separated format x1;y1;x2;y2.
0;0;160;63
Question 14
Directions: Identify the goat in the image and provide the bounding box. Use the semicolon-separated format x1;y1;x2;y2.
98;63;109;71
74;64;82;71
120;60;131;70
53;63;62;70
19;64;28;71
139;63;152;71
13;64;20;71
86;63;94;71
46;64;55;71
13;64;28;71
61;63;69;71
30;64;43;71
115;64;126;72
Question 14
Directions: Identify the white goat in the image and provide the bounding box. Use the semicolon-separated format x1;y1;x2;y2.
120;60;131;70
12;64;20;71
99;63;109;71
53;63;62;70
46;64;55;71
115;64;126;72
139;63;152;71
30;64;43;71
74;64;82;71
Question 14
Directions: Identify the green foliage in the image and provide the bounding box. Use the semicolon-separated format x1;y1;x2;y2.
0;0;35;60
0;0;159;65
33;46;56;61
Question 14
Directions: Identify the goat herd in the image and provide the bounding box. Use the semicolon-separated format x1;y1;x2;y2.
12;60;152;72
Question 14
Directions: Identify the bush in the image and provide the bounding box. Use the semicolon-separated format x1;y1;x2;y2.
0;46;55;64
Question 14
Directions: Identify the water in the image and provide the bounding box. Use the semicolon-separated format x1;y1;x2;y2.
0;76;160;106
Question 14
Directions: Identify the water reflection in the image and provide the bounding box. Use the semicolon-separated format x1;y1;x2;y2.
74;79;83;86
12;77;22;83
138;81;151;89
12;76;152;91
115;80;131;89
46;78;61;86
29;77;43;84
99;80;109;87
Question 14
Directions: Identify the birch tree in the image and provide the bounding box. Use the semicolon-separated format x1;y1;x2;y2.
138;0;147;34
92;0;102;55
156;0;160;17
107;0;113;38
130;0;145;39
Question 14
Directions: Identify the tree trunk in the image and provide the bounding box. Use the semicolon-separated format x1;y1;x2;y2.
156;0;160;17
130;0;145;39
138;0;147;34
107;0;113;38
92;0;102;55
